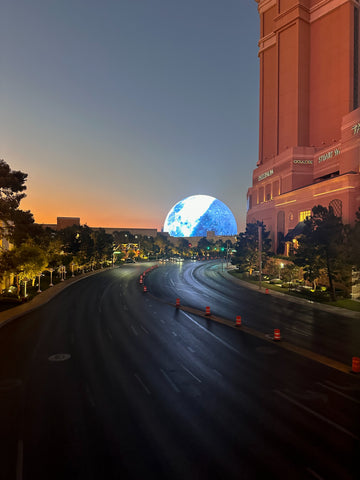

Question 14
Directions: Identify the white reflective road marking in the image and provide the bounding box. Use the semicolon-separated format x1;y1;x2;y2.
131;325;138;336
181;364;201;383
181;311;241;356
160;369;180;393
275;390;359;440
317;382;360;404
134;374;151;395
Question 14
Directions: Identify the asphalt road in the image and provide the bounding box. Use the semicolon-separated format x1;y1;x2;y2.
0;262;359;480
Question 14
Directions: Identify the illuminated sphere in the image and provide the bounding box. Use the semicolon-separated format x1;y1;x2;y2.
164;195;237;237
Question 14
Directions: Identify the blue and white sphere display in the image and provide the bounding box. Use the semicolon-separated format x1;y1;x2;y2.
164;195;237;237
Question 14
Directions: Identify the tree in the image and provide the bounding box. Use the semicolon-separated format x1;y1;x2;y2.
294;205;347;301
347;207;360;270
232;222;271;274
14;240;48;288
0;159;34;242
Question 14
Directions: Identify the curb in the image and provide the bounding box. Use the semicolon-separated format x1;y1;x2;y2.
0;267;116;329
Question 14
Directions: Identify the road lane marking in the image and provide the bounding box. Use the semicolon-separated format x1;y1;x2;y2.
325;380;360;392
187;346;195;353
181;311;241;356
160;369;180;393
131;325;138;336
134;374;151;395
306;468;324;480
274;390;359;440
140;325;149;334
317;382;360;404
181;364;201;383
16;439;23;480
172;331;177;337
213;368;223;377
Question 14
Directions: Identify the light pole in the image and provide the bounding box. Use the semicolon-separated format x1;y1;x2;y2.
258;225;262;290
49;268;54;287
23;277;29;298
37;274;42;293
71;263;75;277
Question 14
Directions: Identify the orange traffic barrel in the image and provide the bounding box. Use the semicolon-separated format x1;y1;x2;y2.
265;288;269;294
140;278;143;285
175;298;180;308
235;316;242;327
205;306;211;316
143;285;147;293
273;328;281;341
352;357;360;373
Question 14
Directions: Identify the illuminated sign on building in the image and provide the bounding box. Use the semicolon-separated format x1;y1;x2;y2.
318;148;340;163
258;169;274;182
293;159;313;165
352;122;360;135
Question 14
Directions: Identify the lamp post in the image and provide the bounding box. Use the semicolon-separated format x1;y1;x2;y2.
23;277;29;298
71;263;75;277
37;274;42;293
49;268;54;287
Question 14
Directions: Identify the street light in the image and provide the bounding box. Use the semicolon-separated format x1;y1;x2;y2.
48;268;54;287
71;263;75;277
37;274;42;293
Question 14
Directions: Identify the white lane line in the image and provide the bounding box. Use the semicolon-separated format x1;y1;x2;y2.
134;374;151;395
159;319;165;324
317;382;360;404
172;331;177;337
187;346;196;353
306;467;324;480
160;369;180;393
140;325;149;334
106;328;113;340
181;311;241;356
16;439;23;480
274;390;359;440
131;325;138;336
181;364;202;383
213;368;223;377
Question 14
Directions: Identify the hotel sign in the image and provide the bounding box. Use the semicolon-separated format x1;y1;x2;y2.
258;169;274;182
318;148;340;163
293;159;313;164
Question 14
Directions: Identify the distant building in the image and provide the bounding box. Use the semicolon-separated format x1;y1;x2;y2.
247;0;360;253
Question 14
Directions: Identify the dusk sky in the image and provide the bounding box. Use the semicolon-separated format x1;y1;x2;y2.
1;0;259;233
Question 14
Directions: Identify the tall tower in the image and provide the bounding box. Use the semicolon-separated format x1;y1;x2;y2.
247;0;360;252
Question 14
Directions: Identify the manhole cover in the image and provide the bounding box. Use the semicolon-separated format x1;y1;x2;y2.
48;353;71;362
0;379;22;391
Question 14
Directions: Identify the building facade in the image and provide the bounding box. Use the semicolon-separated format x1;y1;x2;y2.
247;0;360;252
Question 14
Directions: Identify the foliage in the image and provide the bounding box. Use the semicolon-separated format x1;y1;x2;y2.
293;205;349;300
232;221;271;274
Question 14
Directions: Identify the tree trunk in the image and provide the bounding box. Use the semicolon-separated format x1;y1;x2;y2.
326;249;336;301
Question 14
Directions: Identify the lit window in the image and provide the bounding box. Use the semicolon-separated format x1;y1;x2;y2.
299;210;311;222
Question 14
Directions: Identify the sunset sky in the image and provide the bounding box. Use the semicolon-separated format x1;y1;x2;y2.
1;0;259;233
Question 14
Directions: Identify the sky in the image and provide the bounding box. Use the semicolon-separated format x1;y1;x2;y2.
1;0;260;233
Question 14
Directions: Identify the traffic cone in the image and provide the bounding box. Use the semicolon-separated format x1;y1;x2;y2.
205;306;211;316
265;288;269;294
175;298;180;308
235;316;242;327
352;357;360;373
273;328;281;341
143;285;147;293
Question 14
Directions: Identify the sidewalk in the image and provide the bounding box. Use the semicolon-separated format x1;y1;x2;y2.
0;268;113;329
220;267;360;320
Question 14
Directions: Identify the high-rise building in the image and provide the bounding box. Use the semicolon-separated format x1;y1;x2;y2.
247;0;360;253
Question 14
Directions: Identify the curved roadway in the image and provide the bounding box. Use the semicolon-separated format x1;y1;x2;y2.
0;262;359;480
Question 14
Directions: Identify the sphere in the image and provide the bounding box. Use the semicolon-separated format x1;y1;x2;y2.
164;195;237;237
